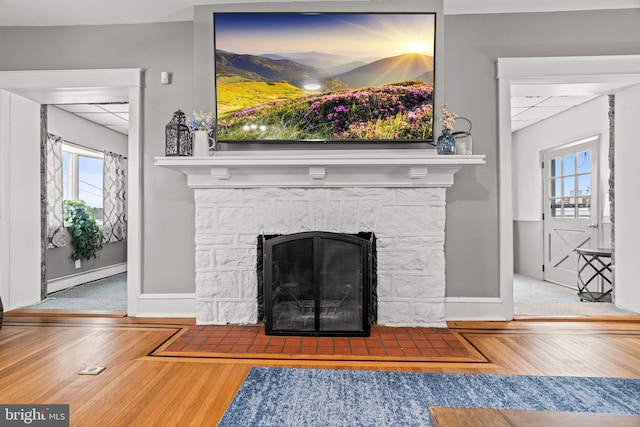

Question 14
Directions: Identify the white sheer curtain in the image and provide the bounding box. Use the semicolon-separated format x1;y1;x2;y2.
102;151;127;243
46;133;66;248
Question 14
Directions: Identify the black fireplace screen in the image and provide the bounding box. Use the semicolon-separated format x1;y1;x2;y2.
263;232;373;336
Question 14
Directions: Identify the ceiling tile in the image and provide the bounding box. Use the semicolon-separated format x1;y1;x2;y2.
75;112;129;126
512;105;571;121
536;95;597;107
511;107;528;117
57;104;105;113
99;103;129;113
511;96;547;108
56;103;130;135
106;125;129;135
511;120;539;132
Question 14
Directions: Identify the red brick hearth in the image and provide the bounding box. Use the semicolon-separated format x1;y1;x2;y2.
155;324;484;362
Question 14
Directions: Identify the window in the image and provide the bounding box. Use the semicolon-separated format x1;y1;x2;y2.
61;144;104;224
549;150;591;219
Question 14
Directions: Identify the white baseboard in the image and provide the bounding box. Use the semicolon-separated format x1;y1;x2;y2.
131;295;510;322
445;297;510;321
133;293;196;318
130;295;511;321
47;263;127;294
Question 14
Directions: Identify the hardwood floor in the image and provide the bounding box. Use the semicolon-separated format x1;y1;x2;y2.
1;313;638;426
429;407;640;427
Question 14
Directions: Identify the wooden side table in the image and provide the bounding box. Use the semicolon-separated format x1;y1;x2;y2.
576;248;613;302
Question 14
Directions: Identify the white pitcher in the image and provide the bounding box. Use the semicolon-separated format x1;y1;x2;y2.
192;130;215;156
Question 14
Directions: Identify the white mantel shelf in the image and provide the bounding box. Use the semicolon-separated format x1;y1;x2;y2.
154;149;486;188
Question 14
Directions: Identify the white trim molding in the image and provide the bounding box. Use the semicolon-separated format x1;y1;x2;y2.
0;68;143;315
155;150;486;188
445;297;507;321
135;293;196;318
497;54;640;320
445;0;640;15
47;263;127;294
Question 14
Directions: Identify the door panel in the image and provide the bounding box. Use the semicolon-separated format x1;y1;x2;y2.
542;137;599;289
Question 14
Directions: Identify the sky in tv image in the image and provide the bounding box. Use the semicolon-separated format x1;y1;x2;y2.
214;13;436;143
215;13;435;58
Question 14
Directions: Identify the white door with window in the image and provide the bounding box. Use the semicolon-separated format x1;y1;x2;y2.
542;136;600;288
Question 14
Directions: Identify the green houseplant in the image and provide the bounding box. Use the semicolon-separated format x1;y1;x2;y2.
64;199;103;261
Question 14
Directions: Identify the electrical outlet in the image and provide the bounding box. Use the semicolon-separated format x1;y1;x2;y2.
75;259;81;269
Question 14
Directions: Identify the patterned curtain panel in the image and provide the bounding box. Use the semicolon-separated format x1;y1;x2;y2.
103;151;127;243
46;133;67;248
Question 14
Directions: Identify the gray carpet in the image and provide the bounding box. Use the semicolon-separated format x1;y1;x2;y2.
218;367;640;426
513;274;638;317
29;273;127;311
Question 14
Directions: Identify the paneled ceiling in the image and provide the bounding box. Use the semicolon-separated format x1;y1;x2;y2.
510;80;638;132
56;103;129;135
511;95;597;132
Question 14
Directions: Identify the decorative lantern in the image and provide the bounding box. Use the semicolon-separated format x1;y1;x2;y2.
165;110;192;156
452;117;473;155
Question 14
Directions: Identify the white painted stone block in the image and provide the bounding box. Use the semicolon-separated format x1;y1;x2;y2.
195;300;216;324
195;188;245;205
242;271;258;298
218;301;258;324
378;249;428;272
215;248;255;269
393;274;444;299
196;271;240;299
378;206;428;236
195;208;215;230
237;234;259;246
377;300;412;325
195;250;212;270
376;273;393;298
412;301;446;326
218;207;257;232
195;233;235;246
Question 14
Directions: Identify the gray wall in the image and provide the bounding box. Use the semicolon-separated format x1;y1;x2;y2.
0;22;196;294
442;8;640;297
46;238;127;279
513;221;543;280
1;7;639;299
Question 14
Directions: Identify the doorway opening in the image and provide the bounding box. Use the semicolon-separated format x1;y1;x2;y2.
0;69;141;315
32;102;130;312
498;56;640;320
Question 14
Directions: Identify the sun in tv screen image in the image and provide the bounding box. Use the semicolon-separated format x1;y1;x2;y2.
214;13;436;143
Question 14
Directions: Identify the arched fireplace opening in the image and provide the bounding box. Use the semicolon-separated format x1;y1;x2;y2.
258;232;376;336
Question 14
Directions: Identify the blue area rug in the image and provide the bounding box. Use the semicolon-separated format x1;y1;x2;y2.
218;367;640;426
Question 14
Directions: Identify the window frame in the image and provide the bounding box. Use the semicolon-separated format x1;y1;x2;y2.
61;143;104;225
549;150;592;219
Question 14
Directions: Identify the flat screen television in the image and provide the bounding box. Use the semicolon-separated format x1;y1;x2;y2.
213;12;436;144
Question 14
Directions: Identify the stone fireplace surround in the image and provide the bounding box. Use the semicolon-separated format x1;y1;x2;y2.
156;149;485;328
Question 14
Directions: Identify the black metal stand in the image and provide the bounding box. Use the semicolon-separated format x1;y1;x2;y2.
576;248;613;302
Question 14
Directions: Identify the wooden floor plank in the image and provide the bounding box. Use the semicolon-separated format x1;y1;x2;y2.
0;315;638;426
430;407;640;427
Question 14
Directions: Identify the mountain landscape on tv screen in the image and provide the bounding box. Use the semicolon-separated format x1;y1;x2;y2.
216;51;434;90
214;13;436;142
